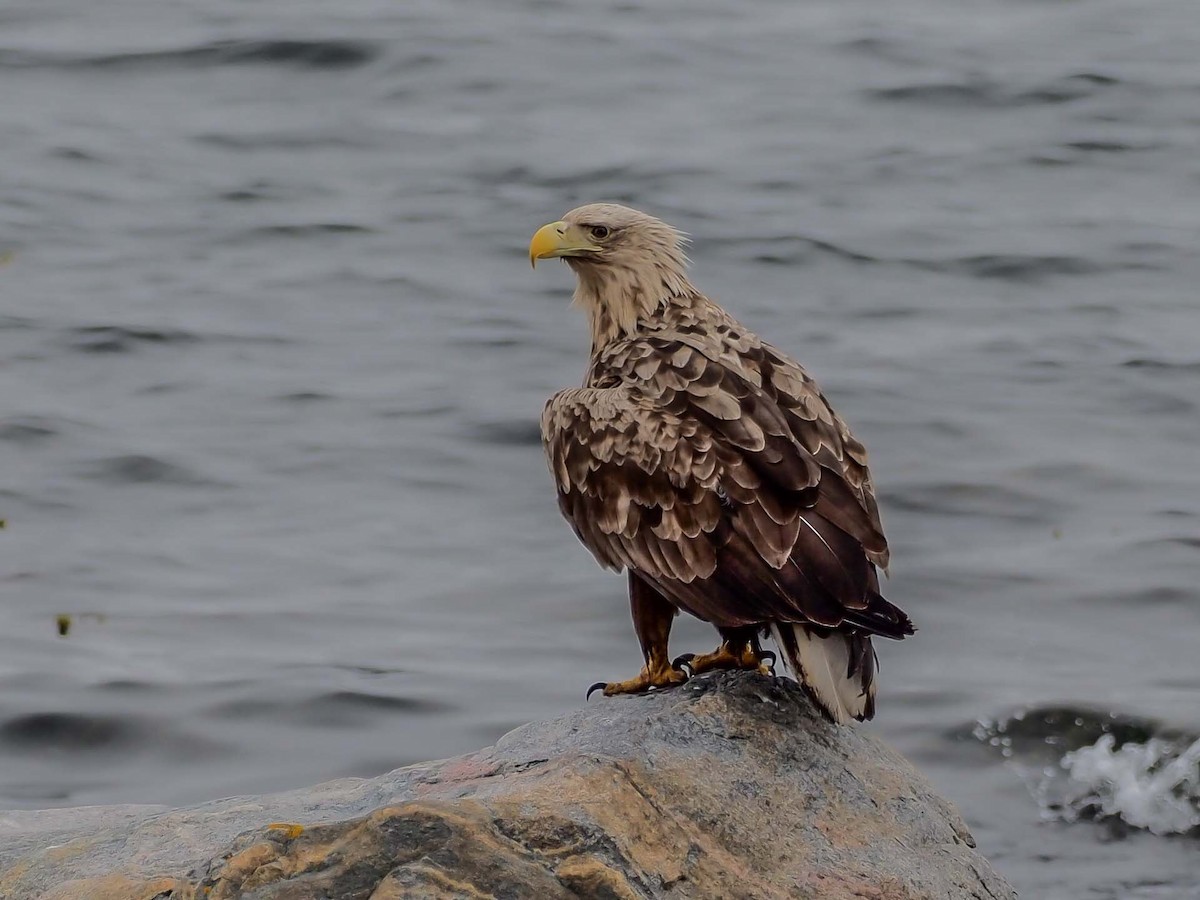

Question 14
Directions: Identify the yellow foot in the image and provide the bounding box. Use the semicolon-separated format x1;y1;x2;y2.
673;641;775;678
587;661;689;699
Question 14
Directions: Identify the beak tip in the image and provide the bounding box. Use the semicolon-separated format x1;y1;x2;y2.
529;220;575;270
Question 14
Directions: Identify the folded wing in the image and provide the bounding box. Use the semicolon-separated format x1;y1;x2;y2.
541;336;909;639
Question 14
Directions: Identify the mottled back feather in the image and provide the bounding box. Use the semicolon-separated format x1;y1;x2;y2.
543;293;900;632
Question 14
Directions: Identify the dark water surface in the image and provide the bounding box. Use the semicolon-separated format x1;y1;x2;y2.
2;1;1199;896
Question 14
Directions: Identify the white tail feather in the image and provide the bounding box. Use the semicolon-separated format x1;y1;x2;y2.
770;623;873;724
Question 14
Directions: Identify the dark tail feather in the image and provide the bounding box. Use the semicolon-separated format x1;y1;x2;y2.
842;591;914;640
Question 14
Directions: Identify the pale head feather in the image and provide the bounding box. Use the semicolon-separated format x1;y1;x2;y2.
559;203;697;351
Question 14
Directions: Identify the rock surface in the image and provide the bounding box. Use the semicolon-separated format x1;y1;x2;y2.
0;672;1016;899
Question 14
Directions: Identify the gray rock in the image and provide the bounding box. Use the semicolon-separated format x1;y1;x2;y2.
0;672;1016;899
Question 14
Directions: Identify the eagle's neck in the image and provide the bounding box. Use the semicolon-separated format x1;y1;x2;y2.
570;258;697;354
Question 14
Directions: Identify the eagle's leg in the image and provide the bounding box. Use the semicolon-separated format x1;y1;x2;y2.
588;574;689;698
673;626;775;677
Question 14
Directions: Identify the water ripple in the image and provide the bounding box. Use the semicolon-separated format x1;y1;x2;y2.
209;691;453;728
0;712;139;753
909;254;1106;282
883;482;1056;524
0;39;380;71
0;416;60;443
63;325;200;354
1123;358;1200;373
468;420;543;447
868;72;1124;108
80;455;222;487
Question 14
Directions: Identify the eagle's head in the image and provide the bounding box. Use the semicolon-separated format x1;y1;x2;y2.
530;203;695;348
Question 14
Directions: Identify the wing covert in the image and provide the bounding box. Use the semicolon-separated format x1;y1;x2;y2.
541;335;894;634
541;387;724;585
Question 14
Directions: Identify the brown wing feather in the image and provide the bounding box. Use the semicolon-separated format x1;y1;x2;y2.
543;388;725;585
595;314;889;569
755;342;889;570
542;315;909;639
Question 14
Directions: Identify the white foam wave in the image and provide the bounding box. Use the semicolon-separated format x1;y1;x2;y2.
1050;734;1200;836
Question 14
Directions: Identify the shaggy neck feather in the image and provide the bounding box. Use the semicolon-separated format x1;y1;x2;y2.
570;256;696;353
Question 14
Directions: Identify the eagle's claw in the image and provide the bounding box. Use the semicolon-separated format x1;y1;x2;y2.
585;661;690;699
677;641;776;677
585;681;608;700
671;652;696;675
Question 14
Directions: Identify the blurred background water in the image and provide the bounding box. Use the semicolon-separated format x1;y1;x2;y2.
2;0;1199;896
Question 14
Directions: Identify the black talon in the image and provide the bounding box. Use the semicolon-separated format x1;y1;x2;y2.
671;652;696;670
759;650;776;669
586;681;608;700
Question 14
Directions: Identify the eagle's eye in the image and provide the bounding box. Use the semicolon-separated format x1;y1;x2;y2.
588;225;611;241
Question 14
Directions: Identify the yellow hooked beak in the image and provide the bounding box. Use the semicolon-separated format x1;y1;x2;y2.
529;221;602;268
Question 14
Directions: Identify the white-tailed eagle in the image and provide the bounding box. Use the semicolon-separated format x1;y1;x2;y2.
531;204;913;723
